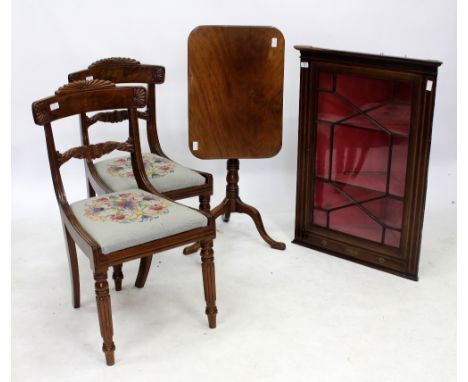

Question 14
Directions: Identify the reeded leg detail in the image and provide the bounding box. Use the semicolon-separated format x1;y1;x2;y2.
112;264;123;291
135;256;153;288
94;271;116;366
63;225;80;308
200;240;217;328
183;194;212;255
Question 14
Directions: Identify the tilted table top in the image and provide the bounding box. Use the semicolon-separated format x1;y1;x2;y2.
188;25;285;159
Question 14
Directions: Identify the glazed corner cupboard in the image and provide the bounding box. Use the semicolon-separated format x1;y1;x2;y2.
293;46;441;280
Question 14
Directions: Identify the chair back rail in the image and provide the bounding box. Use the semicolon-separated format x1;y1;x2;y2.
56;139;134;167
68;59;165;84
32;80;146;125
68;58;165;156
85;110;148;127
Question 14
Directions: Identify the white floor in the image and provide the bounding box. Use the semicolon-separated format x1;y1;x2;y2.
11;169;456;382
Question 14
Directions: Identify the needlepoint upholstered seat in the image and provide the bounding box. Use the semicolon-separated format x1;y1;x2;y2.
93;153;206;193
71;189;207;254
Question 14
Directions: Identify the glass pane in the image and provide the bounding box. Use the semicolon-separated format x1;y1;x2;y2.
329;205;383;243
384;229;401;248
366;104;411;136
389;137;409;197
315;122;331;178
313;209;327;227
336;73;393;109
318;72;333;90
331;124;390;192
361;197;403;229
313;72;412;248
317;92;356;122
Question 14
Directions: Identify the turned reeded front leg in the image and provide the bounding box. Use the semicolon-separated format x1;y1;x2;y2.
112;264;123;291
63;225;80;308
200;240;217;328
94;271;116;366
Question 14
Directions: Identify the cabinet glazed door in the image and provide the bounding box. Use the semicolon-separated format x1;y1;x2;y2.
294;48;440;280
311;67;415;250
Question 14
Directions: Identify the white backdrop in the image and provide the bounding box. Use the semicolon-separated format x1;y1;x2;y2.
12;0;456;206
12;0;457;380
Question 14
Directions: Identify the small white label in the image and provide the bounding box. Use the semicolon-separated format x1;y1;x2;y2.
50;102;59;111
426;80;433;91
300;61;309;68
192;141;199;151
86;76;93;81
271;37;277;48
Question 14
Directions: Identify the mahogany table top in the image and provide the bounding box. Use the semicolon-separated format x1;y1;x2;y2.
188;25;285;159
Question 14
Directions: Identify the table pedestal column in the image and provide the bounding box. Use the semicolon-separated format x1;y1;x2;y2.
211;159;286;250
184;159;285;255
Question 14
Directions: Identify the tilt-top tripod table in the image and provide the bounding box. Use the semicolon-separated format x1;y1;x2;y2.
186;25;286;252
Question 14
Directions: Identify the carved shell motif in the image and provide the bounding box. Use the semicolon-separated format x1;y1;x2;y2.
133;88;147;107
55;79;115;95
152;67;165;83
32;101;50;125
88;57;141;68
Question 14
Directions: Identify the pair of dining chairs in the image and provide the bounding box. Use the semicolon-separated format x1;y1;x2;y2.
31;58;218;365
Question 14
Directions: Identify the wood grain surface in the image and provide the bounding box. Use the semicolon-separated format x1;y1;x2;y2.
188;26;284;159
